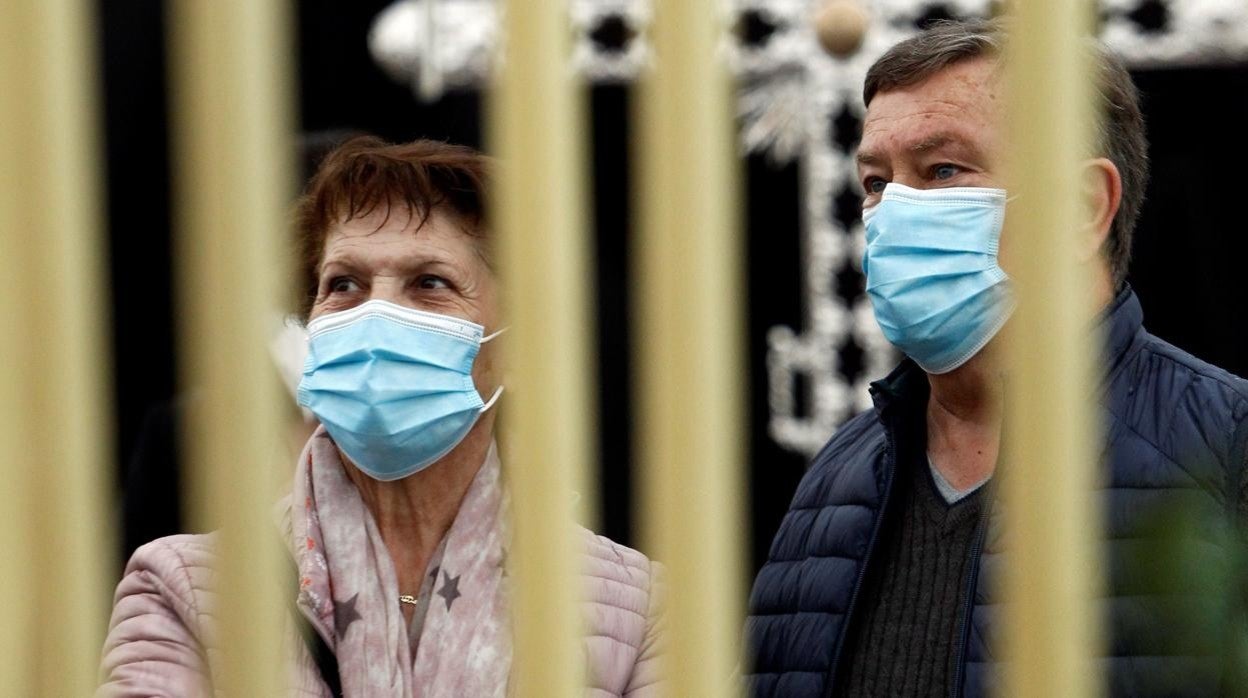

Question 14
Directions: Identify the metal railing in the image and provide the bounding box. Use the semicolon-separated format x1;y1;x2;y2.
0;0;114;694
0;0;1099;695
166;1;296;694
1001;2;1100;695
491;0;594;694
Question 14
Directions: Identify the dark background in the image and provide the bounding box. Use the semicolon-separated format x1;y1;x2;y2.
100;0;1248;577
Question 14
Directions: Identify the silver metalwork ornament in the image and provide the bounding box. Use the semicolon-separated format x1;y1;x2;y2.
368;0;1248;458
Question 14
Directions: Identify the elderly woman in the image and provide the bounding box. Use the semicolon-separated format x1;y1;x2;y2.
98;137;663;696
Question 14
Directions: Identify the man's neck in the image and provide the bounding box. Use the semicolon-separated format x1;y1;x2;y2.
922;275;1116;491
925;348;1004;490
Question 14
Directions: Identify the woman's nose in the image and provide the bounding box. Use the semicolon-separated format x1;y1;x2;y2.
367;278;413;308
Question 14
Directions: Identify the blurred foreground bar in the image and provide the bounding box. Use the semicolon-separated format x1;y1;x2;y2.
0;0;115;694
167;1;295;694
490;0;593;696
635;0;747;695
1001;1;1102;696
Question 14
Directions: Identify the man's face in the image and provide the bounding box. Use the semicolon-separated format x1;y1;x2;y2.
857;57;1002;209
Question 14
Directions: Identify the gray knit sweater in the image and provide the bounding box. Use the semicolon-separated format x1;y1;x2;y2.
836;438;986;697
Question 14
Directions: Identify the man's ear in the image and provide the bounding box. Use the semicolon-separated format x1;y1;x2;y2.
1080;157;1122;263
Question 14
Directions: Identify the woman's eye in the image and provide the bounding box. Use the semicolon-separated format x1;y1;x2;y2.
417;275;450;290
327;277;360;294
864;177;888;194
933;164;960;181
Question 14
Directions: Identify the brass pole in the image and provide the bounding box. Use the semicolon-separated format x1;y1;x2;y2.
635;0;746;695
489;0;593;696
1001;1;1101;696
0;143;34;695
0;7;38;693
0;0;115;694
167;1;295;694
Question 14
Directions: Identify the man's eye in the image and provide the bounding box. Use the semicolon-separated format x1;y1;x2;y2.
417;275;450;290
328;277;360;294
865;177;888;194
933;164;960;180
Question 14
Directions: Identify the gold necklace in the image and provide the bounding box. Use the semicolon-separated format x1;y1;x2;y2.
398;594;419;606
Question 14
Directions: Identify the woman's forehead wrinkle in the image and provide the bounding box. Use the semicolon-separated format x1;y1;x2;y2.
320;213;485;285
320;231;413;271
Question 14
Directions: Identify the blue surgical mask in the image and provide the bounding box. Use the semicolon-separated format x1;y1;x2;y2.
861;183;1015;374
297;299;504;481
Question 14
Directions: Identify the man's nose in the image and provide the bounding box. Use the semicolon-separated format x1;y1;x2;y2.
888;171;927;190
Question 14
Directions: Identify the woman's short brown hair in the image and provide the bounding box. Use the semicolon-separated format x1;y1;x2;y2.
293;136;491;319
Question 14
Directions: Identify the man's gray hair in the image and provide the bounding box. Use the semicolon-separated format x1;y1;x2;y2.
864;19;1149;290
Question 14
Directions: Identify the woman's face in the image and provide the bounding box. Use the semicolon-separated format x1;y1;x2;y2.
310;206;501;399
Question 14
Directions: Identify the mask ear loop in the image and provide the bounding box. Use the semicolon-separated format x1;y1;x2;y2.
477;327;508;412
480;385;504;413
481;326;509;343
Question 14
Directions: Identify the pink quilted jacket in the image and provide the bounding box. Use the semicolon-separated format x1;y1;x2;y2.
98;529;664;697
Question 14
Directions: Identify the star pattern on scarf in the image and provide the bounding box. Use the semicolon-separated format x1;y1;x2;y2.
437;570;462;611
334;592;362;639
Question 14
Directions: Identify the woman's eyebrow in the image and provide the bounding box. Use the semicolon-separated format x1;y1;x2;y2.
319;251;466;281
317;255;362;277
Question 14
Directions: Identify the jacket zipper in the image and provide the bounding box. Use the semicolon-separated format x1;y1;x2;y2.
949;501;991;698
825;426;898;697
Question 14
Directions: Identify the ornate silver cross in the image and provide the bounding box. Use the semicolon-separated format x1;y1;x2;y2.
369;0;1248;457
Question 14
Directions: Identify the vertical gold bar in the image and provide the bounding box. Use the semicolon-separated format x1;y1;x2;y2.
0;0;115;694
0;157;34;696
0;6;39;694
1001;1;1101;696
167;1;294;695
489;1;592;697
635;0;745;695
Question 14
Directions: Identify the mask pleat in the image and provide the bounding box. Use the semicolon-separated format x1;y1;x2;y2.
861;184;1013;373
297;300;497;479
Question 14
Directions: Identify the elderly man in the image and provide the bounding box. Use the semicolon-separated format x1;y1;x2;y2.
744;20;1248;698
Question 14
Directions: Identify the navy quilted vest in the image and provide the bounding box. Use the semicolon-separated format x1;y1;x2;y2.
745;288;1248;697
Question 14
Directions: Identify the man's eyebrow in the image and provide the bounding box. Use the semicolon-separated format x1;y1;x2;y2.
909;132;967;154
856;132;979;166
856;149;883;166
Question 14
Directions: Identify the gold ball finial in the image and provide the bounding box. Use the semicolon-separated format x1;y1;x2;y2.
814;0;870;58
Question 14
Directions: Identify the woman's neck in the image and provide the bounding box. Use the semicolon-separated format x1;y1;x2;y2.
343;414;497;611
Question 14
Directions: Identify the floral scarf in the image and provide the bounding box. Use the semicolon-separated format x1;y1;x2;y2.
287;427;511;696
